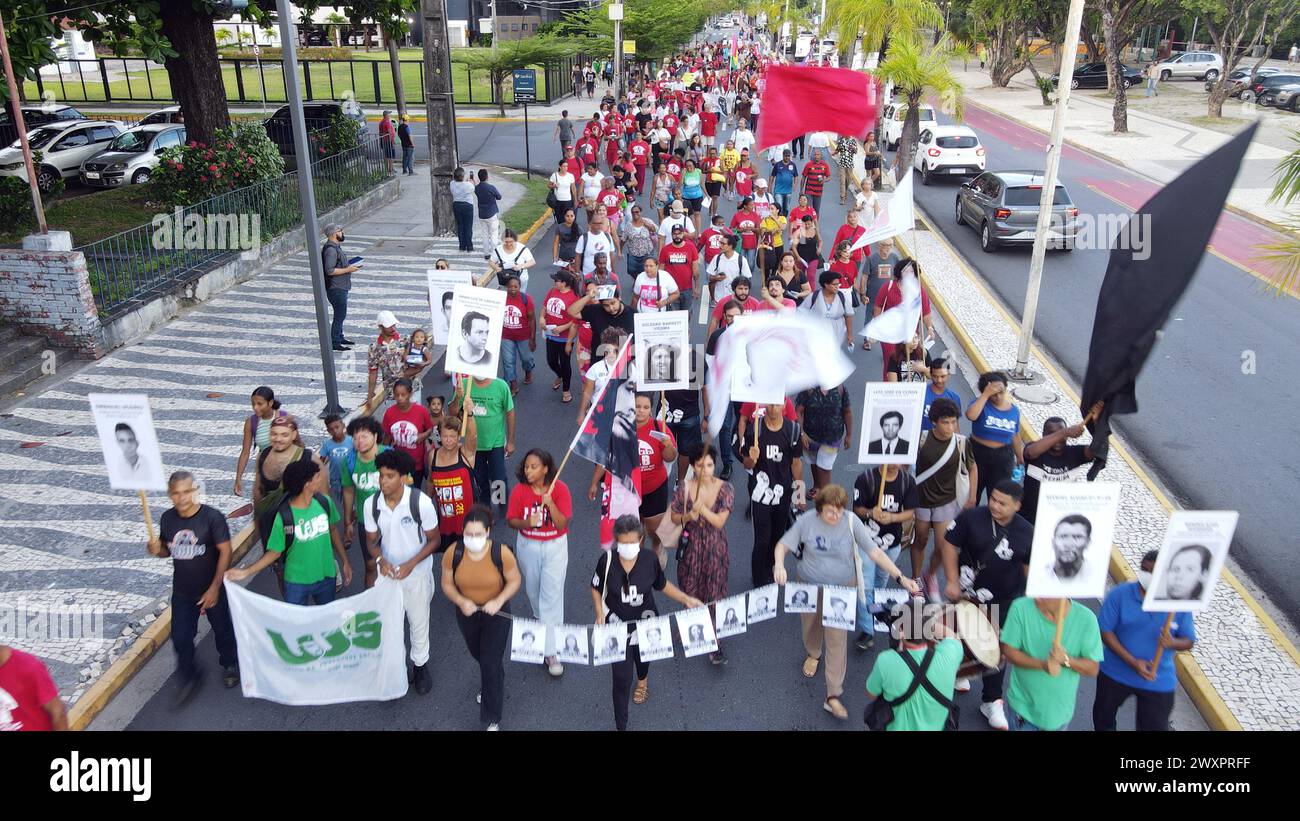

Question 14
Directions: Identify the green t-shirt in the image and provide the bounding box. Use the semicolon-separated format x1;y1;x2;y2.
467;378;514;451
1002;597;1104;730
865;638;963;731
265;495;341;586
340;445;388;516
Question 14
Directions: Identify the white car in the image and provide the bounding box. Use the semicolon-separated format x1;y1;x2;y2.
882;102;936;151
1156;51;1223;82
912;124;985;184
0;119;123;192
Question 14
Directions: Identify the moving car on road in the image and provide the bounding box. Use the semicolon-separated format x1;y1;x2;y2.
882;102;936;151
1155;51;1223;82
1051;62;1142;89
0;119;123;193
954;170;1078;253
912;124;985;184
79;123;187;187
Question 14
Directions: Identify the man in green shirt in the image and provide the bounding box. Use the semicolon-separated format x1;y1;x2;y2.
449;375;515;514
865;602;961;731
227;460;350;605
1000;596;1103;730
341;415;388;590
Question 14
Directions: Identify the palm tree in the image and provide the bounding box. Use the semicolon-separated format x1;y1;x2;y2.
1257;130;1300;297
877;34;964;175
825;0;943;70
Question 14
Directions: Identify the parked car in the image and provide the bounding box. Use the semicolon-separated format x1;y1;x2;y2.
1155;51;1223;81
0;119;123;192
1247;73;1300;105
1259;81;1300;111
262;101;366;156
882;102;936;151
79;124;186;187
0;104;88;146
912;124;985;184
137;105;184;126
1051;62;1143;89
954;170;1078;253
1208;65;1283;96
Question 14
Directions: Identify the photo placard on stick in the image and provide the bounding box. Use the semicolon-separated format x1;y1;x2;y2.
1025;482;1122;600
715;594;749;638
635;311;691;391
591;623;628;666
444;284;507;380
784;581;819;614
675;607;720;657
747;584;779;623
510;617;546;664
729;321;788;405
427;269;474;346
635;616;674;662
858;382;925;466
821;585;857;632
1143;511;1238;613
88;393;167;491
550;624;591;666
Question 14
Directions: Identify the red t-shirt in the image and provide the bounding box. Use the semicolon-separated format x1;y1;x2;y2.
730;210;760;250
699;227;729;262
739;398;799;423
803;161;831;196
605;140;621;166
733;167;755;197
507;480;573;540
830;258;859;288
657;241;699;292
629;140;651;166
665;158;684;182
584;121;604;141
874;279;933;317
663;114;679;136
0;649;56;731
833;224;868;263
700;110;719;137
788;205;817;226
576;139;599;166
382;403;435;465
564;156;584;179
755;296;797;312
597;188;625;213
543;288;578;339
712;295;761;321
502;291;533;342
638;420;676;494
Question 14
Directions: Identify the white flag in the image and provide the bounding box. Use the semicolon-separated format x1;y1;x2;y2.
851;170;913;252
862;270;922;344
224;578;409;705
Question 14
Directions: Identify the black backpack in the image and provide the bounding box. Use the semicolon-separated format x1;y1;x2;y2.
864;646;958;731
368;488;427;547
275;492;335;552
451;540;506;587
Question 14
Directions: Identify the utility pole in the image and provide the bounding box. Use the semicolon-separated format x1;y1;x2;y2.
0;12;46;234
422;0;459;236
1009;0;1086;405
611;3;624;101
273;0;344;416
490;0;498;53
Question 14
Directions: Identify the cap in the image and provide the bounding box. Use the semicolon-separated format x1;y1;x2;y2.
755;178;768;187
670;202;685;213
376;310;398;329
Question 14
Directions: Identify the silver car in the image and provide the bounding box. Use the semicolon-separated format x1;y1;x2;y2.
0;119;122;192
79;124;187;187
955;170;1078;253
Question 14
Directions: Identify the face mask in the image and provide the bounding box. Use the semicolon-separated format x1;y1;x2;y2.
463;535;488;554
616;542;641;561
1137;570;1153;590
336;232;345;243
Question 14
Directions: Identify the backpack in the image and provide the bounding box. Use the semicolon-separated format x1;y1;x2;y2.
803;287;846;315
345;445;389;477
864;645;958;731
275;492;334;553
368;488;428;548
451;540;506;588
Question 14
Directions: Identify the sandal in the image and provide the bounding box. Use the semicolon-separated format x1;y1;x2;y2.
552;378;563;391
823;697;848;720
862;339;872;351
633;681;649;704
562;392;573;403
802;655;820;678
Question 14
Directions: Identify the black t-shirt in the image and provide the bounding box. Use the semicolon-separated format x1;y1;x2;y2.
706;325;728;356
853;468;918;551
636;112;653;132
160;505;232;599
1021;445;1091;524
556;222;582;260
750;419;802;507
664;388;702;423
581;301;636;344
593;549;667;632
942;507;1032;604
888;348;932;383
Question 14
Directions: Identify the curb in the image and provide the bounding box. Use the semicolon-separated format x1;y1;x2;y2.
959;96;1293;237
518;207;553;245
899;207;1297;731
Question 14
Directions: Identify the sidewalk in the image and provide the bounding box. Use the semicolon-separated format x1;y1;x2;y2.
948;64;1295;229
0;165;526;706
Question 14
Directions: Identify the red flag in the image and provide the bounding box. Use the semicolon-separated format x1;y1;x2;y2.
756;65;880;151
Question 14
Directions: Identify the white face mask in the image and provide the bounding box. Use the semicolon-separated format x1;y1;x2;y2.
464;535;488;554
616;542;641;561
1137;570;1153;590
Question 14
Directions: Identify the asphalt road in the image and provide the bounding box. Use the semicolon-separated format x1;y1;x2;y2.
121;127;1207;731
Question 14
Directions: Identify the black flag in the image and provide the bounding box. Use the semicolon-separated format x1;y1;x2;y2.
1080;123;1257;479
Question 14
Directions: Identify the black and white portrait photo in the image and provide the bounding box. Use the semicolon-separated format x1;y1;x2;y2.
636;616;675;662
1143;511;1238;614
591;624;628;666
552;625;590;666
747;584;779;624
88;393;167;491
821;585;857;632
858;383;925;466
510;618;547;664
1026;482;1121;599
646;344;679;384
427;269;473;346
675;606;719;658
634;311;691;391
715;594;749;638
784;581;819;614
444;284;506;380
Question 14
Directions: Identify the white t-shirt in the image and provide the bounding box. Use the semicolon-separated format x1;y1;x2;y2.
550;171;576;202
733;128;756;153
580;172;606;201
658;215;696;241
857;190;881;216
362;487;439;573
809;131;831;149
632;271;680;312
654;127;671;145
493;243;535;272
708;251;751;281
577;231;616;275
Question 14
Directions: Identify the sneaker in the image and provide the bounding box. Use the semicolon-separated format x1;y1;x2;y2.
546;656;564;677
823;698;848;720
855;631;874;651
720;463;733;481
923;572;941;603
332;345;350;352
486;722;500;731
954;677;971;693
980;699;1009;731
413;662;433;695
173;670;204;708
340;338;357;345
221;665;240;689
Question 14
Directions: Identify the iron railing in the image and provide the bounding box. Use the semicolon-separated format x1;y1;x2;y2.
79;135;388;319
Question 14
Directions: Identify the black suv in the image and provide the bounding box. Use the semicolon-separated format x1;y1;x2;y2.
262;102;367;155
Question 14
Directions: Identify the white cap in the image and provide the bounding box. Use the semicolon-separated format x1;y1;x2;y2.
376;310;398;329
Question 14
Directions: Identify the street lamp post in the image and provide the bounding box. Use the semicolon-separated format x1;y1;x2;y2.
610;3;624;102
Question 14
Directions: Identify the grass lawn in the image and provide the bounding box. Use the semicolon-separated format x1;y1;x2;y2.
0;185;159;248
501;173;553;238
25;50;552;108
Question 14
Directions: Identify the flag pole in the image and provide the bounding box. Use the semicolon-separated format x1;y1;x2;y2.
1148;611;1177;669
1008;0;1086;407
139;490;156;543
1047;598;1069;676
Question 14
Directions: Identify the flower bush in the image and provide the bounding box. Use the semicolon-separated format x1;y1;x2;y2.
150;121;284;206
313;113;363;159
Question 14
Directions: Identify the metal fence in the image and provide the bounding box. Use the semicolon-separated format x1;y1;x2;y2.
79;135;388;319
28;55;584;109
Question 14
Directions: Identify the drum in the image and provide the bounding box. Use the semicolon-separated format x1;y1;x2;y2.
951;600;1001;679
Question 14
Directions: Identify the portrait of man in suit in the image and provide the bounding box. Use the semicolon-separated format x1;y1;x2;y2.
868;410;910;455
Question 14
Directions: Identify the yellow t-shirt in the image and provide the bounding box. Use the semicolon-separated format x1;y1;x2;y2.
720;147;741;171
760;215;787;248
